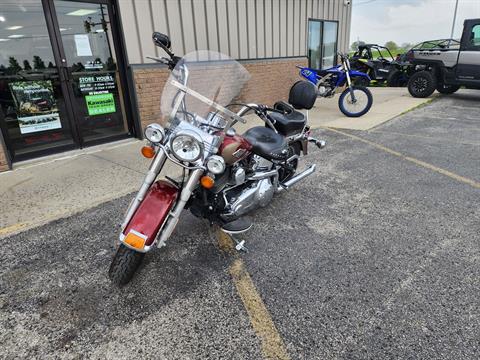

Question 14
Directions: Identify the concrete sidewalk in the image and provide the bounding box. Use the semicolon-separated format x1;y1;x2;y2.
308;87;435;130
0;87;433;236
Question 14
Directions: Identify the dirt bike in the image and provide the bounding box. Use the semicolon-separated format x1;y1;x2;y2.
297;53;373;117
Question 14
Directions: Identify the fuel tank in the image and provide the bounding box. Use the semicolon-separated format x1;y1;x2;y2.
217;131;252;165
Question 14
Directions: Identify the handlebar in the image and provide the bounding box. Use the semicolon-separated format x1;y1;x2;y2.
146;55;180;70
146;56;170;64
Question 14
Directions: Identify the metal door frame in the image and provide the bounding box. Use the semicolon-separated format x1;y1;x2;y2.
3;0;136;162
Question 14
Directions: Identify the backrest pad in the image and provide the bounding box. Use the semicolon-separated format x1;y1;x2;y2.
288;81;317;110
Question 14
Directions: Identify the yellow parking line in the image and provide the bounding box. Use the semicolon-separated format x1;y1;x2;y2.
218;230;290;360
0;222;28;236
325;127;480;189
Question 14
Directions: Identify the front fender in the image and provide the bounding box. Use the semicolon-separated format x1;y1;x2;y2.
121;180;179;251
349;70;371;81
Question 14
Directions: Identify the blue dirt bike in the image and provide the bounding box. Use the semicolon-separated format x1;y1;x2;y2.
298;53;373;117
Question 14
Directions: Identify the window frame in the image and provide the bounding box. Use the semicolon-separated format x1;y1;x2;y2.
307;18;339;69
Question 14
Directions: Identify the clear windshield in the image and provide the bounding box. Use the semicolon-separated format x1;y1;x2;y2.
160;50;250;129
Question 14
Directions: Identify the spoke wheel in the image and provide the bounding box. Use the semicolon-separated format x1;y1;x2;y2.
338;86;373;117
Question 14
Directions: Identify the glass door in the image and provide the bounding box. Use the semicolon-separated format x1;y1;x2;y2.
52;0;129;145
0;0;131;162
322;21;338;69
0;0;77;159
307;19;338;70
308;21;322;70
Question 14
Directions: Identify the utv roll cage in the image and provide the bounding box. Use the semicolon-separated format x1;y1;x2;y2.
410;39;460;50
352;44;395;62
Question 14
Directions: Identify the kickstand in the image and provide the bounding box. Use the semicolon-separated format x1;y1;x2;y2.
231;235;248;252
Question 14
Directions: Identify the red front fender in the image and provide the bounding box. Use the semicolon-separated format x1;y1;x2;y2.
122;180;179;248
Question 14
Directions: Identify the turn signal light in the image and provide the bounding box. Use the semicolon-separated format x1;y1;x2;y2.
141;145;155;158
124;231;146;250
200;175;215;189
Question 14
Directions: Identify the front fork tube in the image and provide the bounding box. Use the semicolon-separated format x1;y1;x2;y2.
345;71;357;103
156;168;204;247
121;149;167;230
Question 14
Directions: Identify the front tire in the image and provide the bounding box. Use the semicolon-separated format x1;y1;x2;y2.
436;83;460;95
408;71;436;98
387;69;408;87
338;86;373;117
108;244;145;286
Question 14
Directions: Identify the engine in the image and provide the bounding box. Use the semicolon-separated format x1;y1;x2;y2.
221;156;276;220
317;73;335;97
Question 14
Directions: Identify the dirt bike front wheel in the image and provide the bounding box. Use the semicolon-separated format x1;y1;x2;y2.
108;244;145;286
338;86;373;117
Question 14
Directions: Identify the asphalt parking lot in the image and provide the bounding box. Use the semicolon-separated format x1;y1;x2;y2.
1;91;479;359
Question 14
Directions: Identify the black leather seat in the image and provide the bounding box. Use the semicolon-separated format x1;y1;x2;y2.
266;81;316;136
268;109;306;136
243;126;288;161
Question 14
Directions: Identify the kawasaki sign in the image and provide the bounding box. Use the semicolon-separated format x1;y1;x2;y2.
85;93;116;116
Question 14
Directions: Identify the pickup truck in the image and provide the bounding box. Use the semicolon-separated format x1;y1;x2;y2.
407;19;480;97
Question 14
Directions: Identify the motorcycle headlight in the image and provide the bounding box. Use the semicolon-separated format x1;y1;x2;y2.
170;131;203;162
206;155;226;174
144;123;165;143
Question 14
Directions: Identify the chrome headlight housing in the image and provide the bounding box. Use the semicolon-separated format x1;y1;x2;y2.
170;130;203;162
206;155;226;174
144;123;165;143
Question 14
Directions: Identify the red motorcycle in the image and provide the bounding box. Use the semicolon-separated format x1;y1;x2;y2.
108;33;325;285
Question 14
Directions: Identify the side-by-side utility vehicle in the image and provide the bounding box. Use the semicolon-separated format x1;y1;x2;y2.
407;19;480;98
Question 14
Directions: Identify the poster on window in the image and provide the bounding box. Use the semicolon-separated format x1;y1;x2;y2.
78;73;117;116
8;81;62;134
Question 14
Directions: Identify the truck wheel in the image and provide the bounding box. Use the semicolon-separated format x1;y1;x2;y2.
408;71;436;98
436;84;460;95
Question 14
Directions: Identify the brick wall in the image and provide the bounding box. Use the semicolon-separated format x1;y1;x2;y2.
132;57;308;131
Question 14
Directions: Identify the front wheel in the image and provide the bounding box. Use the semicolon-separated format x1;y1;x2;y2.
408;71;436;98
338;86;373;117
387;69;408;87
108;244;145;286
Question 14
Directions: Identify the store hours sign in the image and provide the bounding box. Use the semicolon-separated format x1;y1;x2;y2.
78;73;117;116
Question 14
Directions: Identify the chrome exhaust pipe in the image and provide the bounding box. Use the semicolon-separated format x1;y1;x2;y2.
277;164;316;192
247;169;278;180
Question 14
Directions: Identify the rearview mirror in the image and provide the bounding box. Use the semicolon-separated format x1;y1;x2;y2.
152;32;171;50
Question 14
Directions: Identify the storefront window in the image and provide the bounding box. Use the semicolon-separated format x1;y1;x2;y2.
308;21;322;70
308;19;338;69
54;0;128;144
0;0;130;161
322;21;338;68
0;0;75;157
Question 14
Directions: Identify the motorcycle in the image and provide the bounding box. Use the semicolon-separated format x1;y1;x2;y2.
297;53;373;117
108;32;326;286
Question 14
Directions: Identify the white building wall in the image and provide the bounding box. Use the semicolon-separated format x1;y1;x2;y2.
117;0;352;64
